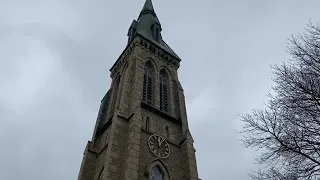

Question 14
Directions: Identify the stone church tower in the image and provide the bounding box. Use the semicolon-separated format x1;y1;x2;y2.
77;0;199;179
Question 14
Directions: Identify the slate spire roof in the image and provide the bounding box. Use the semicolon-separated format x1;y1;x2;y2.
128;0;180;60
140;0;155;15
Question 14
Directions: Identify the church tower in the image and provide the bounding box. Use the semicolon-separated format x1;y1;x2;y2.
77;0;199;179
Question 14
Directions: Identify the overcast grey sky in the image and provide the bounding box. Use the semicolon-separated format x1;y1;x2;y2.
1;0;320;179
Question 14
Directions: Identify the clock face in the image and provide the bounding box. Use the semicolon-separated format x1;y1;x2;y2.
148;134;170;158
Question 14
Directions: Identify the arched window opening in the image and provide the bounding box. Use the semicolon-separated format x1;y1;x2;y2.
143;61;153;105
111;75;121;114
155;27;160;42
97;98;107;129
160;71;168;112
98;91;110;123
151;166;164;180
100;101;108;118
151;24;161;42
151;25;155;39
165;126;169;139
146;117;150;132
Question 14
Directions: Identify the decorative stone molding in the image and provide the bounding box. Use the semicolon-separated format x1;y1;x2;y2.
140;101;181;124
146;160;171;180
110;39;137;78
137;36;180;69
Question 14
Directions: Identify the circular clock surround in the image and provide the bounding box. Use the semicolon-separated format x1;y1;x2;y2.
148;134;170;158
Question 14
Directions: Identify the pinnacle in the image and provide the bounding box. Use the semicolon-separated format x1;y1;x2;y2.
141;0;155;14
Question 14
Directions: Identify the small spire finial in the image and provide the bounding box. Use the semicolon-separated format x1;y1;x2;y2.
140;0;155;15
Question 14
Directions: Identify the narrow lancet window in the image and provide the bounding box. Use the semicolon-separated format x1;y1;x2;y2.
151;24;161;42
143;61;153;104
160;71;168;112
146;117;150;132
165;126;169;139
111;76;120;114
155;27;160;41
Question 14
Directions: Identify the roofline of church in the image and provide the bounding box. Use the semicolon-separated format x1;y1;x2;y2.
109;33;181;72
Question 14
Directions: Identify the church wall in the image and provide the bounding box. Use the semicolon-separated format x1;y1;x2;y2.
141;109;181;144
93;151;107;179
104;115;129;179
130;38;193;179
134;41;181;120
78;4;199;178
90;126;110;179
138;109;186;179
138;131;186;180
78;39;199;179
77;142;97;180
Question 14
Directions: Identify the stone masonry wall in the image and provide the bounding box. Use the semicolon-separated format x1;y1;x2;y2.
77;35;199;180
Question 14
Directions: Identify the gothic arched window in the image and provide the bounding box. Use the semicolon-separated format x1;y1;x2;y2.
151;166;164;180
143;61;154;105
146;117;150;132
151;24;161;42
110;75;120;114
165;126;169;139
160;70;169;112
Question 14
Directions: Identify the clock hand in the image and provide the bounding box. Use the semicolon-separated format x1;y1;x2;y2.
159;139;165;146
157;138;161;147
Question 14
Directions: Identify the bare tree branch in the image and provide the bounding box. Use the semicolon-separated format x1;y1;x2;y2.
240;23;320;180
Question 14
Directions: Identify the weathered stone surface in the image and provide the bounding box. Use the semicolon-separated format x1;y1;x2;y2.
77;2;199;179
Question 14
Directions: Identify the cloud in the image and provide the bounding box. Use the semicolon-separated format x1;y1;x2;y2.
1;0;320;180
187;85;217;126
0;36;57;111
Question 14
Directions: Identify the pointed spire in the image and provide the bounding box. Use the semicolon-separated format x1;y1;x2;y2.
140;0;156;17
124;0;180;61
142;0;154;12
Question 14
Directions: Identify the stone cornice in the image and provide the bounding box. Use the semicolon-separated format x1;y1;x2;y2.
94;116;113;140
109;34;180;78
141;101;181;125
109;37;138;78
136;34;180;69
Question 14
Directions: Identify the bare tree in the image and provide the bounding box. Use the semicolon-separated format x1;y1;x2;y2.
240;23;320;180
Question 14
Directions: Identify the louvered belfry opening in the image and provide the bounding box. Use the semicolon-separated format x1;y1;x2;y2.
143;61;154;105
160;70;168;112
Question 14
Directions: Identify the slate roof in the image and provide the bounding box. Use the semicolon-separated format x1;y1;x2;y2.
110;0;181;73
140;0;155;15
132;0;180;60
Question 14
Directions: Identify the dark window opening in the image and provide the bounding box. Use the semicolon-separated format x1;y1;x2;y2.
151;24;160;42
165;126;169;138
155;27;159;42
111;76;120;114
151;25;155;38
146;117;150;132
131;28;136;41
151;166;164;180
128;28;136;43
160;71;169;112
143;62;153;105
